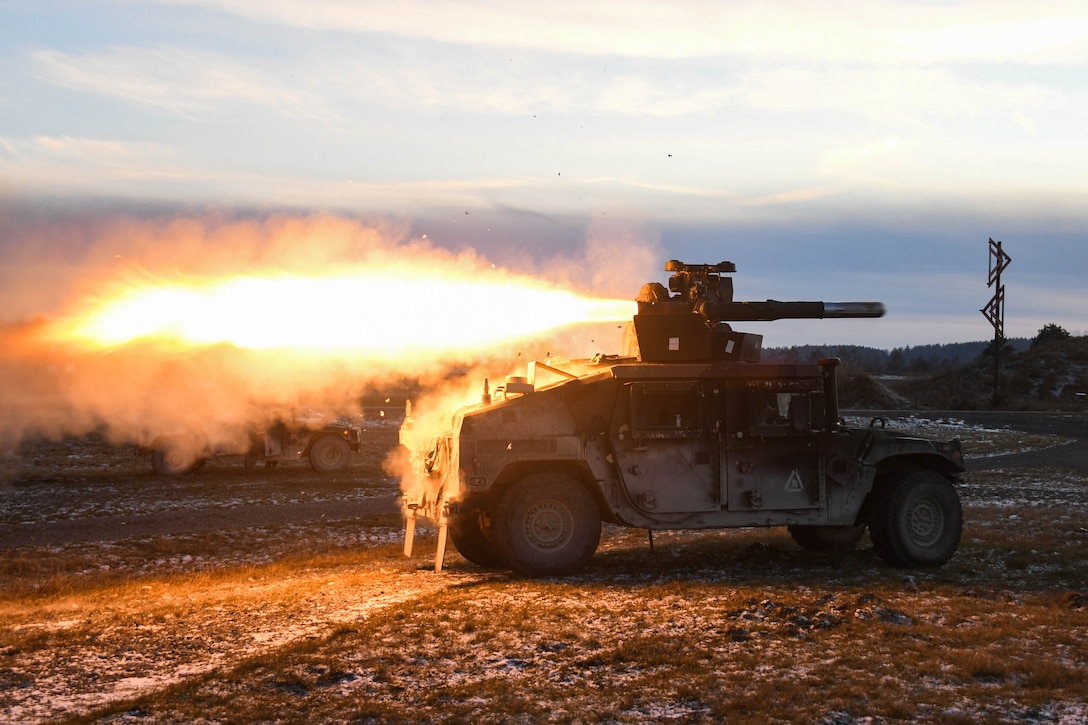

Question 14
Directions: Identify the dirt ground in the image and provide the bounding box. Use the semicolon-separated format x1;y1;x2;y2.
1;410;1086;723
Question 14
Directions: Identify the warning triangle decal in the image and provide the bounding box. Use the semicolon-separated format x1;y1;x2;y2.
785;469;805;493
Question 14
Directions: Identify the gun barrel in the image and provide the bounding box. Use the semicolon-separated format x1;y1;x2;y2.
822;302;886;318
715;301;886;322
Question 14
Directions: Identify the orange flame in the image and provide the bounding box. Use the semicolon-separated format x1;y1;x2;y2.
2;212;656;451
42;266;636;360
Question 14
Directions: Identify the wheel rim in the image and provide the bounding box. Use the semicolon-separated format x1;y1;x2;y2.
905;495;944;546
319;446;343;467
159;446;194;473
314;440;346;469
164;450;189;469
522;499;574;552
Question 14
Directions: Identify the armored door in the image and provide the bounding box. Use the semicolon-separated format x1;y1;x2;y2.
612;381;720;513
722;382;824;512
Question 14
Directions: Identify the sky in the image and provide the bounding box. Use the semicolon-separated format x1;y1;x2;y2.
2;0;1087;349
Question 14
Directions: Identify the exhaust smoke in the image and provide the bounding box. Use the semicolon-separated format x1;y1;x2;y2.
0;210;650;457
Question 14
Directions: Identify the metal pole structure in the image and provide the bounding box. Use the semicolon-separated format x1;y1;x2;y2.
981;238;1011;406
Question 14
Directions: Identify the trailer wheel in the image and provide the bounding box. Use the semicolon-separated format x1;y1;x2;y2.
309;435;350;472
788;524;866;553
449;509;505;568
151;437;200;476
869;468;962;567
492;473;601;577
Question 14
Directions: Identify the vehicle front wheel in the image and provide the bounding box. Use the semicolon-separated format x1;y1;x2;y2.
309;436;351;472
449;508;505;568
492;473;601;577
151;437;200;476
868;468;962;567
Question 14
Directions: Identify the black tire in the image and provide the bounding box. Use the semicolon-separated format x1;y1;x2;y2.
309;436;350;473
492;473;601;577
151;437;200;476
868;468;962;567
788;524;866;553
449;509;505;568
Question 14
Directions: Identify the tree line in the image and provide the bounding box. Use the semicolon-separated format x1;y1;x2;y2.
764;338;1031;374
765;324;1077;374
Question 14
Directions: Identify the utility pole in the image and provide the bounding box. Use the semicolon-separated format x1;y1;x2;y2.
981;238;1011;406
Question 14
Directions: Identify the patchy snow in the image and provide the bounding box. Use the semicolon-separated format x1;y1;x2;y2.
2;566;466;722
1;419;1085;722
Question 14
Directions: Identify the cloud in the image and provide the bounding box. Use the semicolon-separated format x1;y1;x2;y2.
32;135;175;161
0;135;202;195
10;1;1088;221
29;46;339;120
818;138;905;186
336;54;576;115
156;0;1088;64
895;12;1088;64
737;66;1064;127
594;76;733;117
22;7;1082;129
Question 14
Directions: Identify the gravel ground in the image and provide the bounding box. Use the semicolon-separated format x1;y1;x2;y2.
1;410;1086;723
846;409;1088;472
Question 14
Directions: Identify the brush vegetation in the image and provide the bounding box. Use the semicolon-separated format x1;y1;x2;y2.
2;361;1086;723
36;507;1088;725
1;422;1084;724
832;332;1088;411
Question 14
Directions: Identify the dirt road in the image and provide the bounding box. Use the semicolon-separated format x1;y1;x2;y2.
2;411;1086;723
3;410;1085;555
0;425;405;558
851;409;1088;472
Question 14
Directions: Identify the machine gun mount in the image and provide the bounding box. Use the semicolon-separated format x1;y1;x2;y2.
630;260;886;363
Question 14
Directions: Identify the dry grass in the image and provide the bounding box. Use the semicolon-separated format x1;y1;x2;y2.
2;422;1087;723
843;414;1070;458
0;511;404;601
15;506;1086;725
56;548;1087;724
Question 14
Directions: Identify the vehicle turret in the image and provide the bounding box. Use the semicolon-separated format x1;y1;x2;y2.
629;260;885;363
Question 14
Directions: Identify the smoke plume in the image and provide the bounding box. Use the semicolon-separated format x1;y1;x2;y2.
0;207;656;455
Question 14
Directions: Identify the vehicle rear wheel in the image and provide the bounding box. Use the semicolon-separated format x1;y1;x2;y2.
151;437;200;476
449;509;505;568
309;436;350;472
869;468;962;567
492;473;601;577
788;524;866;553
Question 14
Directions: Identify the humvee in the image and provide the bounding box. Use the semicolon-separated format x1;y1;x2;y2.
400;260;964;576
147;415;361;476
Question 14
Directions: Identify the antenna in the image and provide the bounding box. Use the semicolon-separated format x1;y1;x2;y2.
981;238;1012;405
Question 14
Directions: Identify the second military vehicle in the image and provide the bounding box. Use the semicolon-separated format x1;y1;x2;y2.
147;414;361;476
400;260;964;575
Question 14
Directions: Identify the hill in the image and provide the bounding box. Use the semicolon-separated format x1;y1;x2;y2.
763;339;1031;373
833;334;1088;410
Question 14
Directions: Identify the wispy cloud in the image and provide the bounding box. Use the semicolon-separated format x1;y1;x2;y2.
32;135;175;160
594;76;733;117
157;0;1088;64
23;7;1080;129
737;67;1063;124
1;135;199;194
29;46;339;120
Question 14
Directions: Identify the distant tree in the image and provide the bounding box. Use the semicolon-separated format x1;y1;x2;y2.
1031;323;1071;349
887;348;906;373
978;336;1015;360
909;356;932;374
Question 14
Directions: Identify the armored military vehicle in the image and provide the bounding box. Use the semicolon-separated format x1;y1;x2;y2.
147;415;361;475
400;260;964;575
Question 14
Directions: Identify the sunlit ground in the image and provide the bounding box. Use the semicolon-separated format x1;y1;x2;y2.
0;421;1085;723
